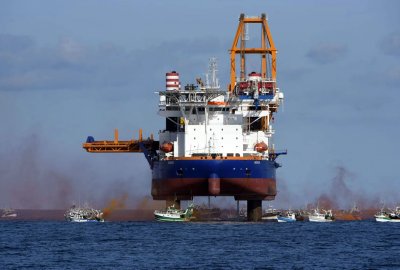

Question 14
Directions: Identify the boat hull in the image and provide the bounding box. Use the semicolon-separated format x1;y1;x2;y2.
308;216;334;222
67;219;104;222
375;217;400;222
151;159;276;200
277;216;296;222
154;214;189;222
277;218;295;222
262;213;278;221
1;214;17;218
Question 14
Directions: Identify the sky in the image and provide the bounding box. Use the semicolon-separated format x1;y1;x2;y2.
0;0;399;209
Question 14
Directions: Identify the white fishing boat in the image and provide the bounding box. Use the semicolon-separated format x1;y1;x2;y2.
277;210;296;222
154;203;194;222
1;208;17;218
65;205;104;222
262;206;279;221
375;207;400;222
308;208;335;222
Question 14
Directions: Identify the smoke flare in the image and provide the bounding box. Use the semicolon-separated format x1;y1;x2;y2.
102;194;128;219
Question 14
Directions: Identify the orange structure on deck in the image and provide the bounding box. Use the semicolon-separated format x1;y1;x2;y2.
82;129;158;154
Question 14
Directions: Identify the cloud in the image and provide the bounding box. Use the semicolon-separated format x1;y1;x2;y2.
349;64;400;90
0;33;226;92
387;66;400;83
58;37;86;63
380;32;400;56
306;43;347;64
0;34;34;53
280;66;312;81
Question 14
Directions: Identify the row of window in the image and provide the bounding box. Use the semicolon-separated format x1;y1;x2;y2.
165;107;230;112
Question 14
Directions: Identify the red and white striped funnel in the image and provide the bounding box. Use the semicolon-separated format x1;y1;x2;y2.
166;71;180;91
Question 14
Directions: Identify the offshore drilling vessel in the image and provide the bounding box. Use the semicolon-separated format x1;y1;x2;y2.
83;14;286;221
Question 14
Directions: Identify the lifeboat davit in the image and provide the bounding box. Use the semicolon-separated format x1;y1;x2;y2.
160;142;174;153
254;142;268;153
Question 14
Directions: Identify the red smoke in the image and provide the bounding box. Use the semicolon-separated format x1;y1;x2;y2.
313;166;382;211
0;133;156;210
102;194;128;219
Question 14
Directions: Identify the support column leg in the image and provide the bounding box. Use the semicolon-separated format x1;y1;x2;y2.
247;200;262;221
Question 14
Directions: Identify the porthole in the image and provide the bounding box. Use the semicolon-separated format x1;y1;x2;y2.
176;168;183;176
245;168;251;176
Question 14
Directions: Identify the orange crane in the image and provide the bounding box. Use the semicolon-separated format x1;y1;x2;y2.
229;13;277;92
82;129;159;167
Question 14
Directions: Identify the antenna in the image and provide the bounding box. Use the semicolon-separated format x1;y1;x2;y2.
207;57;220;89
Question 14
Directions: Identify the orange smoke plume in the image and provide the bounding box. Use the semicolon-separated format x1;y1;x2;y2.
135;195;165;210
102;194;128;219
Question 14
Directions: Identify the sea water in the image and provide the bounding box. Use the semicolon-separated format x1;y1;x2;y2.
1;221;399;269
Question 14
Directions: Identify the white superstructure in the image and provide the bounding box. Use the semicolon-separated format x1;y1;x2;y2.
157;59;284;160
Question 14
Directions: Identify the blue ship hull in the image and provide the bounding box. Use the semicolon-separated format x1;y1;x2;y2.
151;159;277;200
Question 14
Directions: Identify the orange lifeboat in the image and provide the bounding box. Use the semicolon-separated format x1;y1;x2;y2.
160;142;174;153
207;101;226;105
254;142;268;153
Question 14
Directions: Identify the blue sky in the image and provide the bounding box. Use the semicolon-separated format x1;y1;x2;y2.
0;0;399;209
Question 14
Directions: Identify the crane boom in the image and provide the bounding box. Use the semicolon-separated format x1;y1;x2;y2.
82;128;158;153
